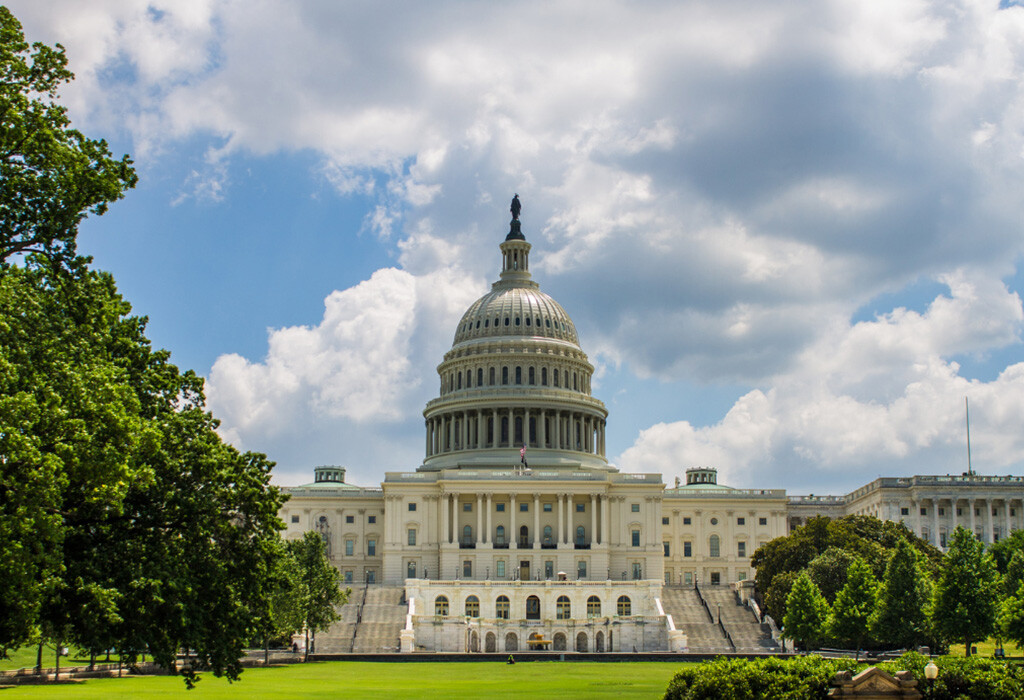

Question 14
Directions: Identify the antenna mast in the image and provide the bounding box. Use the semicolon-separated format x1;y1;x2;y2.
965;396;973;476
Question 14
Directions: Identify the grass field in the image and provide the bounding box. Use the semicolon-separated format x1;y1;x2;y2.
0;660;685;699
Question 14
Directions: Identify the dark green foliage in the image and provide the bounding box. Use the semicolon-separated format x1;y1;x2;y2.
663;655;859;700
752;515;940;618
807;547;859;604
288;531;347;660
933;526;999;656
1004;550;1024;598
878;651;1024;700
0;262;286;685
988;530;1024;575
870;538;932;649
764;570;799;623
783;572;829;650
827;558;877;654
0;8;137;266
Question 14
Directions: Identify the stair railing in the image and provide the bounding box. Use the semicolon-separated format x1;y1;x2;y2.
693;583;715;623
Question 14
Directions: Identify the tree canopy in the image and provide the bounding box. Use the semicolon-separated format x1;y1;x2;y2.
0;6;136;265
932;526;999;657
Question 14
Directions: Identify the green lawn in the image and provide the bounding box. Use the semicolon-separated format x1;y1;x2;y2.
0;660;686;699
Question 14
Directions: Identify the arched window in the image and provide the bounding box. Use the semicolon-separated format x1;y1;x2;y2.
515;366;522;384
528;367;535;385
709;534;720;558
573;373;578;391
543;525;553;545
457;373;461;389
541;367;548;386
465;595;480;617
435;595;449;616
587;596;601;617
495;525;506;546
489;367;495;385
477;368;483;386
554;369;560;387
519;525;529;547
463;525;473;546
496;595;510;620
502;367;509;385
617;596;631;616
576;525;586;547
526;595;541;620
556;596;571;620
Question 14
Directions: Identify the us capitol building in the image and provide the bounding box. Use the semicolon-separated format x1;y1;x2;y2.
279;200;1024;654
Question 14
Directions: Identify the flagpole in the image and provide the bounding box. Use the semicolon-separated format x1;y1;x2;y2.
965;397;972;476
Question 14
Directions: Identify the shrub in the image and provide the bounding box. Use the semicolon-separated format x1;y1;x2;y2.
878;651;1024;700
663;655;858;700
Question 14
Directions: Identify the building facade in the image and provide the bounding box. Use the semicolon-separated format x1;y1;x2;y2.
279;206;1024;651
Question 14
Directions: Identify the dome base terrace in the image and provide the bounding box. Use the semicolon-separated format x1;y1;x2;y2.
418;447;616;472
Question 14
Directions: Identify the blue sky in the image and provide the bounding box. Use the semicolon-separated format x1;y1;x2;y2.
11;0;1024;493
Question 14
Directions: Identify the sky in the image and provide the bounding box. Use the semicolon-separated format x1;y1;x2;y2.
9;0;1024;493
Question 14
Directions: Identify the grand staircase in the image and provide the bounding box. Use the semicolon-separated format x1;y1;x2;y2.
660;586;779;654
313;584;406;653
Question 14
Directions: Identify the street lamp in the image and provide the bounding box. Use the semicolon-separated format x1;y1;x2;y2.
924;661;938;697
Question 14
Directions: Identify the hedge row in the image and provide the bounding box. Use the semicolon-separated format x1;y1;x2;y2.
663;653;1024;700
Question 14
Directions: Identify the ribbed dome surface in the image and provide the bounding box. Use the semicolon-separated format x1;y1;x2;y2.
452;283;579;346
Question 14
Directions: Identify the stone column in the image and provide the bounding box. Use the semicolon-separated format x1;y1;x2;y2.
932;498;940;547
448;414;455;453
510;493;518;550
477;411;484;449
969;498;977;537
1005;500;1013;539
533;493;540;545
485;493;492;544
425;420;431;457
539;410;546;448
950;496;958;533
476;493;484;544
590;494;597;545
985;499;993;543
601;495;610;545
492;409;498;448
524;408;531;447
442;492;450;545
557;493;564;545
461;411;468;450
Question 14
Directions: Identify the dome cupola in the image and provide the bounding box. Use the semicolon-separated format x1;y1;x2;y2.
421;197;609;472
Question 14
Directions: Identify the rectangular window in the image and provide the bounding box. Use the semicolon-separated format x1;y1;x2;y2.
344;571;353;583
632;562;642;580
497;560;505;578
683;571;693;585
758;517;767;526
529;367;535;385
541;368;548;385
940;531;948;547
710;572;720;586
576;503;585;513
407;529;416;546
408;503;417;512
900;507;909;516
543;503;552;512
515;367;522;384
738;541;746;558
368;515;376;524
683;517;692;525
631;530;640;547
631;503;640;513
663;541;670;557
496;503;505;512
920;508;927;516
684;541;692;557
938;508;944;515
346;515;354;524
520;503;528;512
737;517;745;526
345;539;354;556
367;539;376;556
502;367;508;385
291;515;299;524
464;503;472;512
976;508;981;517
738;571;747;582
463;560;472;577
577;561;587;579
662;517;670;525
545;561;554;579
957;507;962;516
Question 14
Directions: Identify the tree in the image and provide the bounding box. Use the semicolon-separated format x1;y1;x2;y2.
999;580;1024;651
806;547;859;604
932;526;999;656
0;7;137;265
289;531;347;661
783;572;829;651
0;262;287;684
870;538;932;650
764;570;800;624
1004;549;1024;598
827;558;878;657
987;529;1024;574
